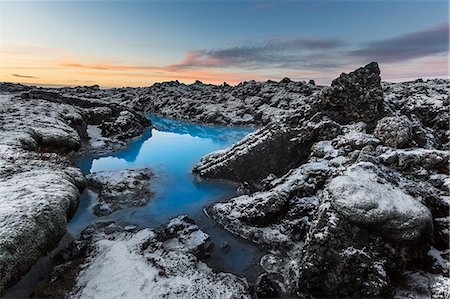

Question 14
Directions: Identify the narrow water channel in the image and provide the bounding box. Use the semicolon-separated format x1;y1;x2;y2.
5;116;263;298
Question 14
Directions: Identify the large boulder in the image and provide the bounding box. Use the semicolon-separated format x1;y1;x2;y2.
328;162;433;242
193;122;304;182
374;116;412;148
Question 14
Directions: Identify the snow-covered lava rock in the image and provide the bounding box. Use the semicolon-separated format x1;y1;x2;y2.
35;216;250;299
0;90;150;294
87;169;154;216
194;62;450;297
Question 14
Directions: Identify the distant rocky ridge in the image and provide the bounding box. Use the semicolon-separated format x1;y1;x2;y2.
0;62;449;298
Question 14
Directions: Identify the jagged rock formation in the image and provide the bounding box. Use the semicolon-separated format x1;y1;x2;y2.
193;122;306;182
50;78;322;126
193;63;450;297
23;89;150;153
320;61;384;127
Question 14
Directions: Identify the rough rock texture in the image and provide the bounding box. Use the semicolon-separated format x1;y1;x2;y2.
38;216;250;299
87;169;154;216
374;115;412;148
193;63;450;297
329;162;433;242
383;79;449;149
320;61;384;126
44;78;321;126
23;88;151;154
1;62;449;297
0;95;86;294
193;122;306;182
0;91;150;295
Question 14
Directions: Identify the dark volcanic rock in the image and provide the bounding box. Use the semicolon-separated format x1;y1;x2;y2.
0;82;31;92
193;122;306;183
320;62;384;127
374;115;412;148
191;64;449;298
2;63;449;297
297;202;392;298
25;89;151;146
99;110;147;140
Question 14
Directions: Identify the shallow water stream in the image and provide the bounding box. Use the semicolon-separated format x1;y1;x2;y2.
5;116;263;298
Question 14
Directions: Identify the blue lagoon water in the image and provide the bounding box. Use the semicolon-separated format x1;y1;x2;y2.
4;116;261;298
73;116;261;275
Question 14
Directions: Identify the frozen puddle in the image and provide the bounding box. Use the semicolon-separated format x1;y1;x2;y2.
5;116;262;297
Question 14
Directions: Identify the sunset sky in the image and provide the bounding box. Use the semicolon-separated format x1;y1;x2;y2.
1;0;448;87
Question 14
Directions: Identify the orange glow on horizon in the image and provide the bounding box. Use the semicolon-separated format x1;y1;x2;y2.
1;43;448;88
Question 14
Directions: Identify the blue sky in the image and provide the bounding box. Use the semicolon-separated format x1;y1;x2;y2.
1;0;448;87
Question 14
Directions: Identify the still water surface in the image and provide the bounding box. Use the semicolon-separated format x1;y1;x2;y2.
5;116;261;298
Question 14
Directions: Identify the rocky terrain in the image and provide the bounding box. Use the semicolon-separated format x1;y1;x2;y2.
0;62;449;298
194;63;450;297
33;216;250;299
0;89;150;294
87;169;154;216
47;78;322;126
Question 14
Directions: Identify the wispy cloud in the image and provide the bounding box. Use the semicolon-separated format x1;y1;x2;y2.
349;22;449;63
4;23;447;87
170;36;347;70
61;63;167;72
168;23;449;72
11;73;38;79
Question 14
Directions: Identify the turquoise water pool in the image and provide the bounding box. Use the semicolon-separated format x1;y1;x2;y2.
73;116;261;275
4;117;263;298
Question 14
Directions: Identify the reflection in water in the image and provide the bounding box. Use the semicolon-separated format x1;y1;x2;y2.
4;116;260;298
72;116;261;275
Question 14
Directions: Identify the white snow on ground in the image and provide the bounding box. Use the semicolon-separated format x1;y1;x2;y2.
86;125;107;148
70;217;250;299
